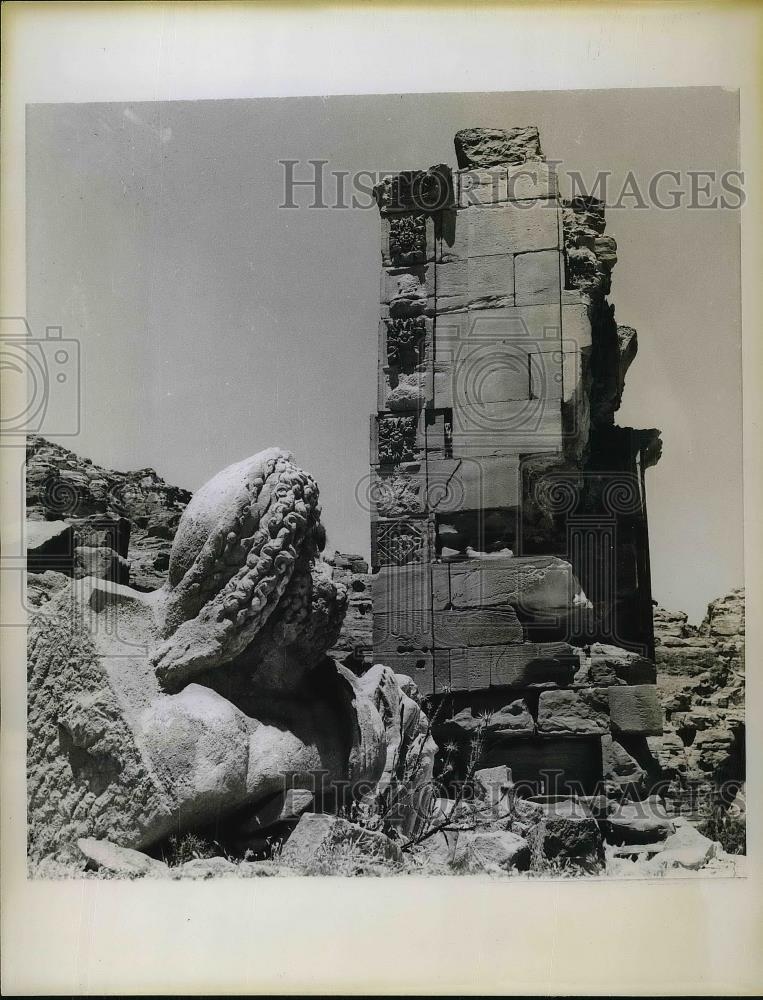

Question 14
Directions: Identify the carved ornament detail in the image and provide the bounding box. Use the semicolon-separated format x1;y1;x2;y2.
375;520;428;567
386;317;426;368
389;214;426;264
377;415;418;466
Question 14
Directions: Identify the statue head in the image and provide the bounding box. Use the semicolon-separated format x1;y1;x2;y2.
151;447;344;691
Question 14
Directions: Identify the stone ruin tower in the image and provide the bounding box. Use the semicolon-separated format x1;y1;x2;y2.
370;126;663;794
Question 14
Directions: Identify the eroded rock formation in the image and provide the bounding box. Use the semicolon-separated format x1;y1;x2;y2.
650;589;745;818
27;435;191;591
324;551;373;672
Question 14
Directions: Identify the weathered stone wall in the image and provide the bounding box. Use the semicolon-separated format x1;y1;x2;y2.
370;127;663;792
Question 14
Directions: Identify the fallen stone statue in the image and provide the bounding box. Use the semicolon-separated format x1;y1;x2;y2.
28;447;435;867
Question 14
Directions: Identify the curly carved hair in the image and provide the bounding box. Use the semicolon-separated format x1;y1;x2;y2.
152;448;339;691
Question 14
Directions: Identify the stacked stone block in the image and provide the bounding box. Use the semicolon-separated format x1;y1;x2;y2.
370;128;662;793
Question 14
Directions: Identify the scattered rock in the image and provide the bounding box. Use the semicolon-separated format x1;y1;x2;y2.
474;765;513;813
605;819;719;875
411;829;458;867
330;551;369;574
280;814;402;867
599;799;675;845
601;734;647;792
605;854;647;878
452;830;530;873
528;796;600;859
702;589;744;643
77;516;131;558
26;569;69;608
77;838;169;877
237;860;300;878
177;856;238;878
74;545;130;584
645;726;688;779
27;520;75;572
145;516;177;540
654;821;719;871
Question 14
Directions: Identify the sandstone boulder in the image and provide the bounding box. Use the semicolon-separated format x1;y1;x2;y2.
528;797;600;859
474;764;513;808
601;734;647;792
177;857;238;878
410;829;458;867
27;519;75;572
649;822;719;871
599;799;675;845
452;830;530;873
77;837;169;878
26;569;69;608
74;544;130;584
280;813;402;867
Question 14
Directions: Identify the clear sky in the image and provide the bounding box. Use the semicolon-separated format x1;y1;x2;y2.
26;88;742;622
